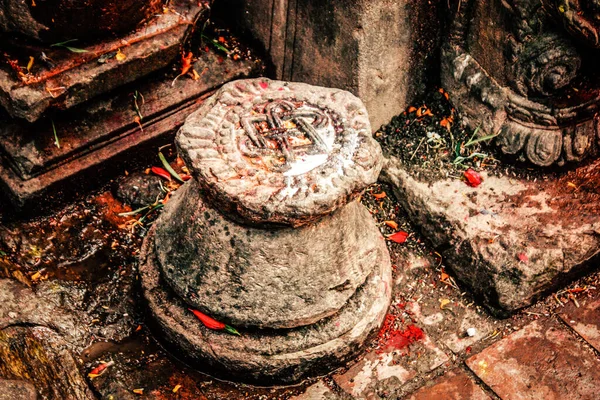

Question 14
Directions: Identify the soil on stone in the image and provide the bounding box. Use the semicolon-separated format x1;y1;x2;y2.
374;88;577;184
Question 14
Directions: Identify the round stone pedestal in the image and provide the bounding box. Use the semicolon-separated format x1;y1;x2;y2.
139;78;392;384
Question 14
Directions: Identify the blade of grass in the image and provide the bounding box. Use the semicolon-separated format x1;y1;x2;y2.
201;34;231;55
52;120;60;149
118;205;150;217
159;152;184;183
51;39;88;53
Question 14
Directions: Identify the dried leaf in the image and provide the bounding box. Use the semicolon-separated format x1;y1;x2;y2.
372;192;387;200
180;52;193;75
27;56;34;72
115;49;127;61
172;384;182;393
132;388;144;395
440;299;451;309
440;269;450;282
384;220;398;230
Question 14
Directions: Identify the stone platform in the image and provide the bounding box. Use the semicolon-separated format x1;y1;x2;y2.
0;50;262;210
382;156;600;316
0;0;202;123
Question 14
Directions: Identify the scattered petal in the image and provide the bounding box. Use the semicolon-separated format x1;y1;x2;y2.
388;231;409;244
517;252;529;263
464;168;482;187
372;191;387;200
151;166;171;181
115;49;127;61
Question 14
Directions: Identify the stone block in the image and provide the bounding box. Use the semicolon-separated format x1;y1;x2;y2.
332;328;448;399
382;157;600;316
214;0;443;129
0;0;202;123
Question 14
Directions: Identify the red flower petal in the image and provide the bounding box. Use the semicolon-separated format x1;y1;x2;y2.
388;231;409;244
464;168;482;187
151;166;172;181
188;308;225;330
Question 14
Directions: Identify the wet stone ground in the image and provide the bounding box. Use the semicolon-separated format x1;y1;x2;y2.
0;102;599;399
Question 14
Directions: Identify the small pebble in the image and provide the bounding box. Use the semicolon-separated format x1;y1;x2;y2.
466;327;477;337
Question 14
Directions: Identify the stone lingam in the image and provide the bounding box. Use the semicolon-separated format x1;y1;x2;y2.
139;78;392;384
0;0;262;210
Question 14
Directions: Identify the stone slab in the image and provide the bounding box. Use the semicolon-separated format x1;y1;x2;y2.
559;296;600;353
176;78;382;227
0;50;261;210
0;0;203;122
140;224;393;384
382;157;600;316
214;0;443;129
332;328;448;399
0;380;38;400
466;319;600;400
407;369;491;400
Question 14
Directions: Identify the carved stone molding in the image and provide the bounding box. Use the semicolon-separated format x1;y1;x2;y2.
442;0;600;167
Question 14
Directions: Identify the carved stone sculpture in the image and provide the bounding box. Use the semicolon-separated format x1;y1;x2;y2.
442;0;600;166
139;78;392;383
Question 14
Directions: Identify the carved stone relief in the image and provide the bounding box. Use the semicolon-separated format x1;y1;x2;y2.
442;0;600;166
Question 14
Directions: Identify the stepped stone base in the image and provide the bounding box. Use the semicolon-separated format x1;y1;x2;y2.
382;157;600;317
139;225;392;385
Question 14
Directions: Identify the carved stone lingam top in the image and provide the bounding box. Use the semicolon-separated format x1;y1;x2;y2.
443;0;600;167
139;78;392;384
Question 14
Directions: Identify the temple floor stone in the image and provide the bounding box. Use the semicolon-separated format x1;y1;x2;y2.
140;227;391;384
382;157;600;316
559;296;600;353
406;369;491;400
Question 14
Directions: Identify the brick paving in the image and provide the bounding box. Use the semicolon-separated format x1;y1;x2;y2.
466;319;600;400
406;369;491;400
560;297;600;353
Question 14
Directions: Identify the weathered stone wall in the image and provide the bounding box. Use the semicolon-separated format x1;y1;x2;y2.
213;0;444;129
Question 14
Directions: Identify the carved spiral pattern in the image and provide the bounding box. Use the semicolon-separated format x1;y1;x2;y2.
541;0;600;48
512;33;581;96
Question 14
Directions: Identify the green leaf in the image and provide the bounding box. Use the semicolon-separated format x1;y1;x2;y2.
51;39;89;53
201;34;231;55
159;152;184;183
224;325;241;336
118;205;150;217
52;120;60;149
